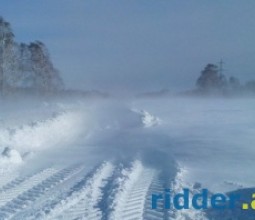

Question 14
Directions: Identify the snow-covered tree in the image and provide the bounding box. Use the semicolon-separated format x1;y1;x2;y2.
0;17;15;95
29;41;63;92
0;16;64;96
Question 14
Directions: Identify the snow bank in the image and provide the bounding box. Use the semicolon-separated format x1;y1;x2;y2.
0;147;23;164
0;110;87;153
132;109;161;128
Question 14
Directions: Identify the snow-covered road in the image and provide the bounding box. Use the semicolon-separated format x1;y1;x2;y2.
0;97;254;219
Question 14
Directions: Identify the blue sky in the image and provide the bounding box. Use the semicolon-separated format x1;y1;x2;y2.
1;0;255;93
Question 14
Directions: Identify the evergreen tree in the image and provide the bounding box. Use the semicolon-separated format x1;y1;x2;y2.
196;64;227;92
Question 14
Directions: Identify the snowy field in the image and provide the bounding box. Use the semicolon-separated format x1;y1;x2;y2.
0;97;255;220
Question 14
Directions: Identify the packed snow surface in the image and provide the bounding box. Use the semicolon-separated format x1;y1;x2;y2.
0;97;254;220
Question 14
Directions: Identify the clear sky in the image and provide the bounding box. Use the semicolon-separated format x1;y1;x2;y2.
1;0;255;93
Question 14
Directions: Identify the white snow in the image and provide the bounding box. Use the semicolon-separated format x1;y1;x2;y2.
132;109;161;128
1;147;23;164
0;97;254;219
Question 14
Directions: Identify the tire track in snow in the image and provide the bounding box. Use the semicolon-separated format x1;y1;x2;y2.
0;162;207;220
105;160;157;220
0;165;83;220
0;173;19;190
0;168;58;208
143;178;166;220
10;165;88;220
42;162;114;220
0;168;53;194
0;176;25;193
119;168;157;220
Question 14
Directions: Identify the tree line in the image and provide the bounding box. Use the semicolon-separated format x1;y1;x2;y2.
0;17;64;96
194;63;255;96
